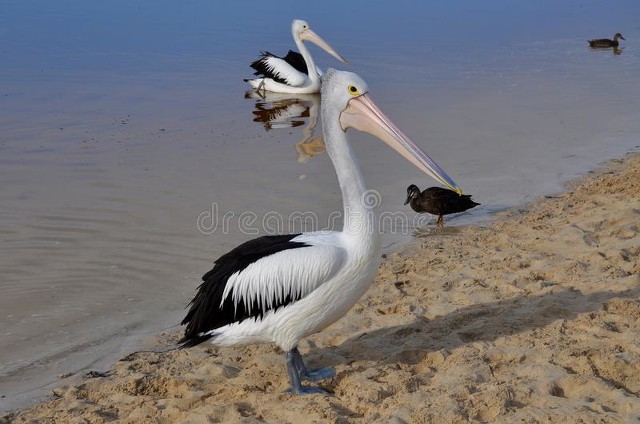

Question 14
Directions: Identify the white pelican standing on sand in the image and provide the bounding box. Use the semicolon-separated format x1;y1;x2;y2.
181;70;462;394
244;19;347;94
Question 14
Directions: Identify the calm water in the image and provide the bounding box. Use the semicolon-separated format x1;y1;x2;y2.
1;0;639;411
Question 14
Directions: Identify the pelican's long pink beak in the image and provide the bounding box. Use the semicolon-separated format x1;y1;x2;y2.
300;28;348;64
340;93;462;194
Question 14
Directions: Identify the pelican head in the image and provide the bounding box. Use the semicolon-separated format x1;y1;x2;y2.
291;19;348;64
322;69;462;194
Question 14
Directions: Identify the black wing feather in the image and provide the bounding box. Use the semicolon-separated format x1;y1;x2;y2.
282;50;308;75
249;51;289;84
180;234;310;347
249;50;309;84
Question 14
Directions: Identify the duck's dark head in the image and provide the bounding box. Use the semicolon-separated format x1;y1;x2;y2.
405;184;421;205
614;32;625;41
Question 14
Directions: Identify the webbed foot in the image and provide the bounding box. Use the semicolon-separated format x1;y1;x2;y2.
301;367;336;382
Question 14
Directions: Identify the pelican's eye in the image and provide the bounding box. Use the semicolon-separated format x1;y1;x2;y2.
348;85;360;96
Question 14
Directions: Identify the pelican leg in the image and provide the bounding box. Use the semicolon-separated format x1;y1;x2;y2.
285;350;327;394
290;347;336;382
257;80;266;98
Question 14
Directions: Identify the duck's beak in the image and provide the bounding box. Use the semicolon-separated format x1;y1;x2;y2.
340;93;462;194
404;195;411;205
300;28;348;64
621;35;626;40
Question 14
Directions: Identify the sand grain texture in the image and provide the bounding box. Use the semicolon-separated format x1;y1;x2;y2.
3;154;640;423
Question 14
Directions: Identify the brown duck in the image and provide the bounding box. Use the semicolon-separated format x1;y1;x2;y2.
405;185;480;226
588;33;625;48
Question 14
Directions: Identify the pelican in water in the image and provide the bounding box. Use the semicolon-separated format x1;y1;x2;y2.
181;70;461;394
244;20;347;94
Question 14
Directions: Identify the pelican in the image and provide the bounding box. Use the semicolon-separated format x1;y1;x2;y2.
244;20;347;94
181;69;461;394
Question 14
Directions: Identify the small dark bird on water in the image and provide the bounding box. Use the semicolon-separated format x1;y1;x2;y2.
405;185;480;226
588;33;625;48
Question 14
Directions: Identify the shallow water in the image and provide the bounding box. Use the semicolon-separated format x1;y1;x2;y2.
1;0;639;411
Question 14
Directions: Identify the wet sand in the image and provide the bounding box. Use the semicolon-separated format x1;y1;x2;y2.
3;152;639;423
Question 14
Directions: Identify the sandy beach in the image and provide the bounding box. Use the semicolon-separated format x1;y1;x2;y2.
2;152;638;423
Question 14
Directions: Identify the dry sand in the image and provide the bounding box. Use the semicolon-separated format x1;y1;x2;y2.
3;153;640;423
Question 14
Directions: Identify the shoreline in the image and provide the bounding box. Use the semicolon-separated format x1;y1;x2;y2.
3;152;640;423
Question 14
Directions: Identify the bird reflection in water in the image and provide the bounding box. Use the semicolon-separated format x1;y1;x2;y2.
588;46;624;56
245;91;326;162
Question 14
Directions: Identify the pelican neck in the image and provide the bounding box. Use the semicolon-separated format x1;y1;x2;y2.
321;103;378;238
293;36;319;85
